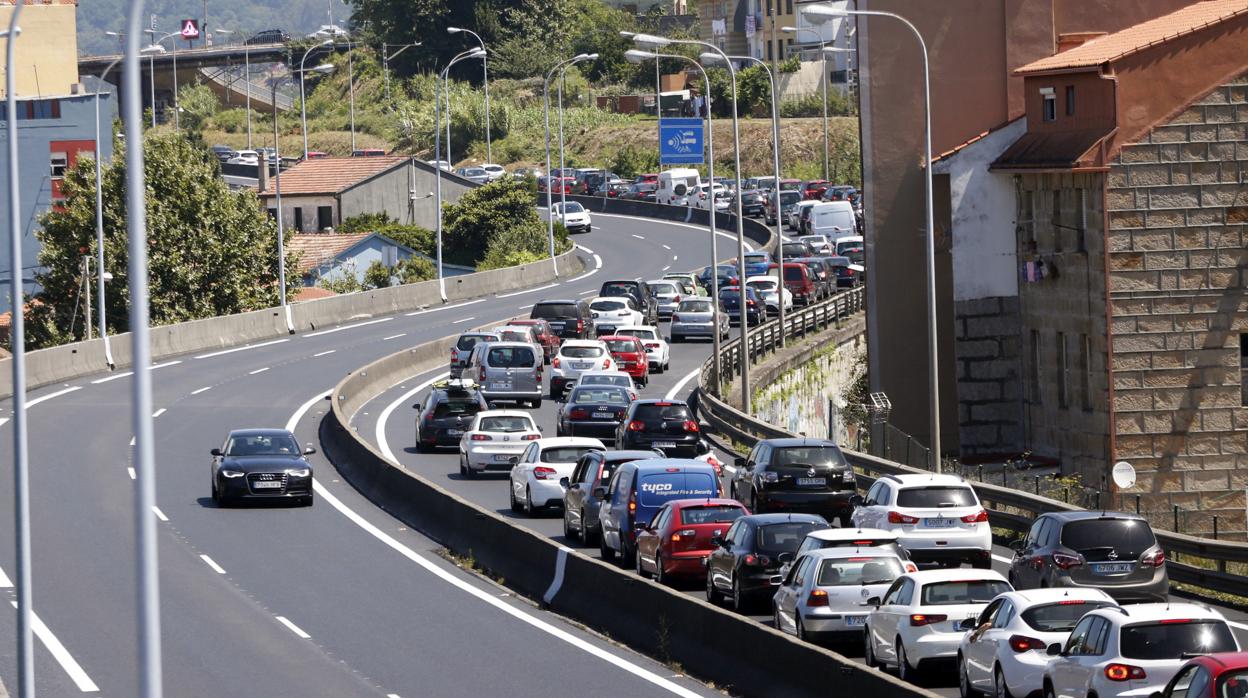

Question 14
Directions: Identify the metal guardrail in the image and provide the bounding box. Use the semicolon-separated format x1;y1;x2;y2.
694;287;1248;600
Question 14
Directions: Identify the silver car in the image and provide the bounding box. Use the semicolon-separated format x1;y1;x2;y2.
773;547;907;643
645;279;683;318
450;331;500;378
456;166;491;184
466;341;544;408
670;297;728;342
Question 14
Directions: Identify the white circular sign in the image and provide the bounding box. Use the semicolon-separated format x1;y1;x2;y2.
1111;461;1136;489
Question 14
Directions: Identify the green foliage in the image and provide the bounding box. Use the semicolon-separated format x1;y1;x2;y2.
29;132;296;349
178;81;220;134
610;144;658;180
777;56;802;74
395;255;436;283
362;260;394;289
339;212;396;233
443;177;549;267
779;91;851;118
340;212;435;256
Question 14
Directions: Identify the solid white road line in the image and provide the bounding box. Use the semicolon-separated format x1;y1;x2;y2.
0;417;8;427
199;554;227;574
287;391;704;697
194;339;289;360
151;506;169;522
150;360;182;370
313;350;337;357
498;282;558;299
127;468;136;480
27;386;83;407
383;333;407;341
248;367;270;375
991;554;1013;564
519;304;535;310
664;367;702;401
452;317;476;324
303;317;393;338
1230;620;1248;631
275;615;311;639
90;371;134;385
151;408;166;419
8;601;100;692
405;299;484;317
191;386;212;395
375;373;447;464
662;244;671;250
632;234;645;240
661;266;671;272
578;289;595;295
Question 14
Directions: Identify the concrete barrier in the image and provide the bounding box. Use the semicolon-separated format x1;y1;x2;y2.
563;195;777;254
321;336;936;698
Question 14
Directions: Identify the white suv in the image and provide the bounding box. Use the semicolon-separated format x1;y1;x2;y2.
1042;603;1238;698
863;568;1012;682
851;473;993;569
550;340;614;398
958;588;1115;698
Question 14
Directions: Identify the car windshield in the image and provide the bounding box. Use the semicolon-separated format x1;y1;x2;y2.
634;403;691;421
463;168;486;176
1120;621;1235;660
225;433;300;456
569;387;630;405
920;580;1012;605
680;505;745;525
816;557;905;587
579;374;631;387
561;346;604;359
479;416;534;433
678;301;712;313
1060;519;1157;556
1021;601;1116;632
432;398;483;418
456;335;494;351
648;283;678;295
844;249;864;264
487;346;536;368
815;210;856;229
591;300;627;312
562;202;584;213
618;328;656;340
896;486;978;508
757;522;826;555
532;303;577;319
604;339;641;353
541;446;600;463
772;446;847;467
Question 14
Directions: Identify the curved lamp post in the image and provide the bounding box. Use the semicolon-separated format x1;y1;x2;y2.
435;47;486;301
448;27;491;163
543;53;596;279
300;39;332;159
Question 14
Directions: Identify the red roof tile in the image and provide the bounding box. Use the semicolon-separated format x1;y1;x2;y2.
287;233;371;275
1017;0;1248;74
258;156;408;197
292;286;339;301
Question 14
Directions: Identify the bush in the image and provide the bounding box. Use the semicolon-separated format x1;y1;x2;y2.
363;260;393;289
443;178;548;267
610;144;658;179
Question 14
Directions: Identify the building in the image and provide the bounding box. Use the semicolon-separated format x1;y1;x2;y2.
934;0;1248;533
699;0;749;57
602;0;689;13
288;232;419;287
256;155;475;233
0;0;115;308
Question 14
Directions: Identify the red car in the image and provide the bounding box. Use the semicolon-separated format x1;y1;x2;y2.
1154;653;1248;698
600;335;650;388
508;318;560;364
802;180;830;200
635;173;659;184
635;498;749;583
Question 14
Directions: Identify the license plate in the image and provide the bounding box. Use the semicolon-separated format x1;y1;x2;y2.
592;412;613;419
845;615;866;627
252;480;282;489
492;382;512;391
447;429;463;436
494;454;513;462
573;362;591;370
653;441;676;448
598;326;615;334
924;518;956;528
1093;563;1134;575
797;477;826;487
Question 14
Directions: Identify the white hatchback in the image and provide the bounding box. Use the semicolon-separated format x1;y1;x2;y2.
588;296;644;335
458;410;541;478
745;275;793;313
958;588;1115;698
550;340;615;398
1042;603;1237;698
508;437;605;516
864;568;1012;682
851;473;993;569
614;325;670;373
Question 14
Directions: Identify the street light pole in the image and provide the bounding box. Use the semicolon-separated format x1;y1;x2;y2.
300;39;332;159
93;57;121;367
544;53;595;279
343;38;356;153
436;47;486;300
448;27;491;163
807;4;941;468
143;30;180;129
383;42;420;105
782;26;828;181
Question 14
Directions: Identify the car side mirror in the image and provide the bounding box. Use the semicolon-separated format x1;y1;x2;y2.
1148;693;1162;698
592;486;607;500
958;618;978;631
664;336;671;343
734;457;746;467
303;445;317;455
412;403;421;410
1010;538;1026;552
710;536;725;547
508;456;520;465
559;477;570;489
210;448;223;457
777;552;793;564
849;494;865;508
863;596;881;608
1046;643;1063;656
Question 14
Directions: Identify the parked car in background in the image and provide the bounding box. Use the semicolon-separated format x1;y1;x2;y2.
671;297;729;342
597;458;721;564
509;436;605;516
530;299;593;339
552;201;592;233
705;513;830;612
450;331;500;378
352;148;386;157
636;499;750;584
426;159;452;171
773;547;909;644
456;166;491;185
305;151;329;160
731;438;858;525
852;473;994;569
457;410;541;478
555;384;633;441
512;166;543;180
481;163;507;180
414;378;490;452
562;449;663;544
766;189;803;226
1007;511;1168;602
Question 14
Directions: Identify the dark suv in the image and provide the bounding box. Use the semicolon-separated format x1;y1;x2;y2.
599;280;659;325
1007;511;1168;602
614;399;702;457
414;379;489;453
530;299;593;339
705;513;830;612
730;438;858;526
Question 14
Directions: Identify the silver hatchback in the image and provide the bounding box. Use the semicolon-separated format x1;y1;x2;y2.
645;279;683;318
466;341;544;408
670;297;728;342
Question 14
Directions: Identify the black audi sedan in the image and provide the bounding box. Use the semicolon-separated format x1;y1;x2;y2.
705;513;829;613
210;429;315;506
556;385;633;442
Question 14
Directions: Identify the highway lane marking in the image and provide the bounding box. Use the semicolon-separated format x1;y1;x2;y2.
519;304;535;310
662;244;671;250
375;373;448;465
586;213;756;252
199;554;226;574
992;554;1013;564
150;360;182;371
8;600;100;692
405;299;485;317
194;339;289;360
127;468;136;480
578;289;595;295
632;234;645;240
27;386;83;407
452;317;476;324
303;317;393;338
0;417;7;427
275;615;311;639
498;282;558;299
129;437;135;446
1231;621;1248;631
152;506;168;522
248;367;270;375
661;266;671;272
672;255;678;262
191;386;212;395
91;371;134;384
664;367;702;401
289;391;705;697
313;350;336;357
383;333;407;341
151;408;167;419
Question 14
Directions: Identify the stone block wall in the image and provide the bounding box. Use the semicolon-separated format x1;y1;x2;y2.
955;296;1024;455
1106;71;1248;537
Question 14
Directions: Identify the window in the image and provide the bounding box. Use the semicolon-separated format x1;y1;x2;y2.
316;205;333;231
1051;189;1063;252
267;208;277;220
1065;85;1075;116
1080;334;1092;410
767;40;773;62
1041;88;1056;122
293;207;304;232
1030;329;1042;402
50;152;68;178
786;0;793;14
765;0;772;14
1057;332;1069;408
1019;190;1035;249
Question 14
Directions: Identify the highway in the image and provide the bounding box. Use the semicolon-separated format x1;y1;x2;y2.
0;212;729;696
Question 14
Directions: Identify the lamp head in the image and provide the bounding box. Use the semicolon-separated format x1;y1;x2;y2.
140;44;166;55
802;4;845;21
623;49;654;64
584;53;599;61
699;52;726;66
631;33;670;49
780;25;798;32
470;46;486;57
317;38;333;47
619;31;636;38
447;26;463;34
308;63;335;74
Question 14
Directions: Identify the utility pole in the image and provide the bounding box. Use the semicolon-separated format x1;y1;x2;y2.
83;257;92;340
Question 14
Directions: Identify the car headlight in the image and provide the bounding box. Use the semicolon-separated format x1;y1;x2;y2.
287;467;311;478
220;469;245;478
842;470;856;482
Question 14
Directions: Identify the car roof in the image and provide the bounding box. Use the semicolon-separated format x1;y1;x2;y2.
885;473;969;488
800;547;903;561
1184;652;1248;672
601;450;664;462
1086;602;1225;624
1000;588;1115;607
666;497;744;509
227;428;294;438
805;528;900;543
561;339;606;348
679;296;713;302
1042;510;1150;524
483;341;538;350
533;437;606;449
903;568;1008;584
745;276;778;283
475;409;534;419
621;458;716;473
631;399;688;406
588;296;628;304
579;369;632;377
740;513;829;525
614;325;658;333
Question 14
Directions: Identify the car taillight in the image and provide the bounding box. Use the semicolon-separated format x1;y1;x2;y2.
909;614;947;627
627;420;645;431
746;300;756;307
674;295;681;303
470;434;492;441
1008;635;1046;653
1105;664;1146;682
743;554;770;567
671;314;680;322
1052;552;1083;570
1142;549;1166;567
671;529;695;542
806;590;829;607
533;466;557;480
521;434;540;440
682;420;699;432
570;408;589;419
576;319;584;332
904;562;918;573
602;359;611;369
961;510;989;523
628;491;636;515
424;413;434;422
888;511;919;524
451;348;459;361
479;366;487;382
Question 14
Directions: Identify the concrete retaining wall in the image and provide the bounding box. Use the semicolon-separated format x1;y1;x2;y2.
562;195;778;254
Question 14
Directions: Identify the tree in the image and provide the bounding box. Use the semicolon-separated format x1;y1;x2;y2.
442;177;556;267
362;260;394;289
28;133;297;349
178;81;219;133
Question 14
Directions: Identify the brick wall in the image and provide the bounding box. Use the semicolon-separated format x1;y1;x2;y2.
955;296;1024;455
1106;71;1248;537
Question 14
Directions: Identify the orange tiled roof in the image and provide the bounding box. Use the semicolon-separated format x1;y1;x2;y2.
293;286;339;301
258;156;407;197
0;1;79;5
287;233;371;275
1016;0;1248;74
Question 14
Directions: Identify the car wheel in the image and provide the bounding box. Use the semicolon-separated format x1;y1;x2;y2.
622;539;636;567
671;335;683;343
523;486;536;516
994;666;1015;698
509;485;521;513
1042;683;1056;698
563;508;575;540
463;460;476;480
959;654;978;698
897;638;916;682
654;553;668;585
531;398;542;409
599;534;617;562
749;488;761;514
731;575;749;613
580;510;596;545
416;440;431;453
706;569;724;605
837;513;853;528
863;630;878;668
634;548;651;579
211;479;221;505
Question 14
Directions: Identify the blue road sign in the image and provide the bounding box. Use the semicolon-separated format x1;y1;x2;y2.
659;118;705;165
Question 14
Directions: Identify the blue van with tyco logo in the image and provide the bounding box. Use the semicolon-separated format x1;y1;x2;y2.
595;458;720;565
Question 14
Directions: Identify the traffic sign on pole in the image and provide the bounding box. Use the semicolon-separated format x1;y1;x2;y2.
659;117;705;165
180;18;200;40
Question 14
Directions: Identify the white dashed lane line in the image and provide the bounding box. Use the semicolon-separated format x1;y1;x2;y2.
249;367;270;375
632;234;645;240
127;468;136;480
662;244;671;250
27;386;83;407
275;615;311;640
452;317;476;324
152;506;169;522
383;334;407;341
191;386;212;395
151;408;166;419
313;350;336;357
199;554;227;575
194;339;289;360
405;299;484;317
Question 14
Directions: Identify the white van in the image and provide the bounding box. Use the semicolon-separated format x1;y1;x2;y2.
656;168;701;206
808;201;858;241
